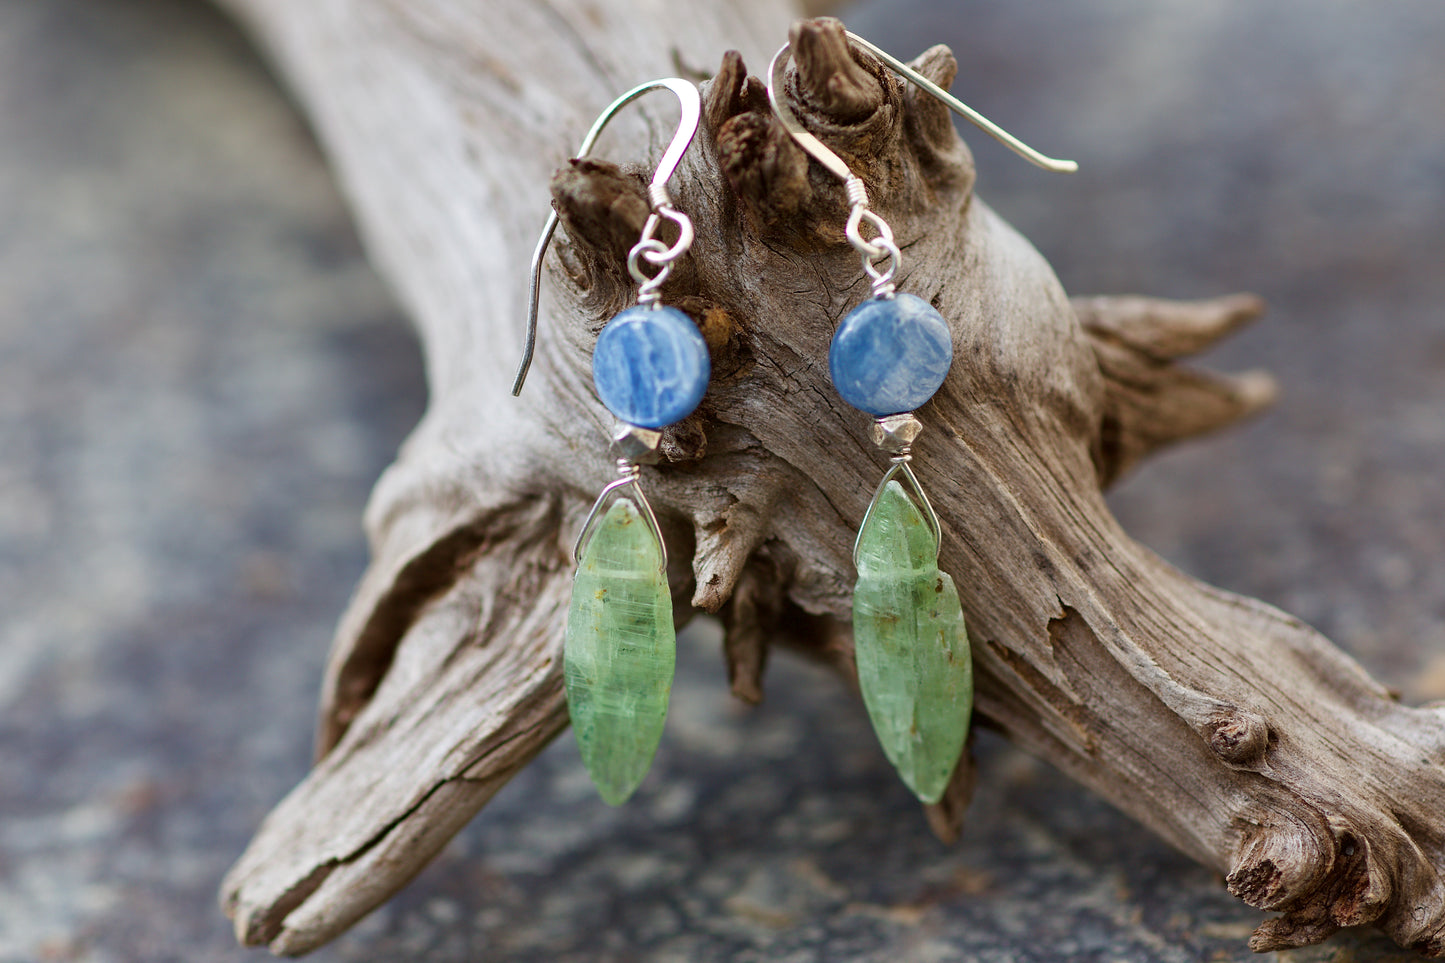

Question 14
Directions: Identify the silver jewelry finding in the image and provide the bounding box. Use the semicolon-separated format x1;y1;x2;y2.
512;77;702;396
766;31;1076;300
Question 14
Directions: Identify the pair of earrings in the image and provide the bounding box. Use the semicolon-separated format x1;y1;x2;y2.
514;35;1075;807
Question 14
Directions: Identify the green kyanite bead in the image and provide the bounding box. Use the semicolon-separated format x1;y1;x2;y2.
565;496;675;805
853;479;973;804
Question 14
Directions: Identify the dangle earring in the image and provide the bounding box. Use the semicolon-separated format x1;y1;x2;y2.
513;78;707;805
767;33;1076;803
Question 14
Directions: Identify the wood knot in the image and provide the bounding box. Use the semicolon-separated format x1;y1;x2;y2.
675;295;742;379
660;415;708;463
1227;856;1284;908
1227;828;1328;911
1203;708;1272;767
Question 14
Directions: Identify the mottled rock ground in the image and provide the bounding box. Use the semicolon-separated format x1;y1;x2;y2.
0;1;1441;961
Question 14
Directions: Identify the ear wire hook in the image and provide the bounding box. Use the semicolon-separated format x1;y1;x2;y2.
511;77;702;397
766;31;1077;180
767;32;1075;295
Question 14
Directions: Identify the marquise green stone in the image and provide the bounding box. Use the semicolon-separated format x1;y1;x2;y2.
565;497;675;805
853;479;973;804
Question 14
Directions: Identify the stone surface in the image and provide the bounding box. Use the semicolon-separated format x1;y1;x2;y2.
828;292;952;417
2;0;1444;961
565;496;676;806
592;305;710;429
852;480;973;803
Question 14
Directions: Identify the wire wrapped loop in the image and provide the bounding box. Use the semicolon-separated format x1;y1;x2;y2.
846;205;894;258
861;237;901;296
627;205;694;305
849;206;900;296
627;238;673;305
639;206;694;265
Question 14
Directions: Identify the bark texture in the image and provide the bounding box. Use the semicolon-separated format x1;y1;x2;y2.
214;1;1445;957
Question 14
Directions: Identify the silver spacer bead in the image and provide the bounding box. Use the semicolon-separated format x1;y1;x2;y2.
611;422;662;466
871;413;923;455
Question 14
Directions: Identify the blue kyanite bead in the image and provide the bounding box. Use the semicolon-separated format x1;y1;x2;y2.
828;292;953;416
592;305;710;429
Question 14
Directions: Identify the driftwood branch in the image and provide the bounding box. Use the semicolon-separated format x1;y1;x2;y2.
215;2;1445;957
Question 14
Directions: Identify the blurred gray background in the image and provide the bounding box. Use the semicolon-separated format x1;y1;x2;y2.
1;1;1442;961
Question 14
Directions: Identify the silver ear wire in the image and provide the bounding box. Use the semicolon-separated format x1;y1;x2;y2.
765;31;1075;294
512;78;701;397
766;31;1076;179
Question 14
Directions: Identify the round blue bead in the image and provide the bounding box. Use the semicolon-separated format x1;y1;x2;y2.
592;305;710;429
828;292;953;416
